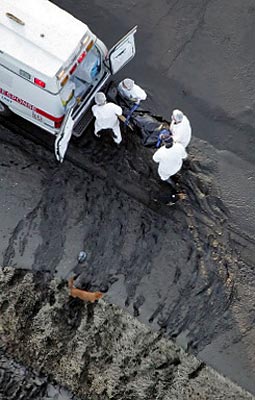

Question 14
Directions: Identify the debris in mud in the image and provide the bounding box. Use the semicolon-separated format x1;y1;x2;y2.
0;351;78;400
0;267;253;400
77;251;87;264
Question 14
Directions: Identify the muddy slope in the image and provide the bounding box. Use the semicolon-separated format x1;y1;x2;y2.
0;267;253;400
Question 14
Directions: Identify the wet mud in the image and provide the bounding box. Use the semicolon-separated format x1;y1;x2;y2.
1;111;255;397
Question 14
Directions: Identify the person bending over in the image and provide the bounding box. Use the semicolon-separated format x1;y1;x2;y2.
152;137;187;187
118;78;147;104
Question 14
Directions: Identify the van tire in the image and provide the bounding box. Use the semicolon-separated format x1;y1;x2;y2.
0;102;11;117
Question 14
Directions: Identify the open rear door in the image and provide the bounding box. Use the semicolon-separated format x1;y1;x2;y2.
107;26;137;75
54;107;75;163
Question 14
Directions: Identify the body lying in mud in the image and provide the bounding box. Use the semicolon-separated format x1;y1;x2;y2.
94;82;191;207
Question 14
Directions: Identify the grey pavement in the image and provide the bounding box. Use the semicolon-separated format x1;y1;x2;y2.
53;0;255;164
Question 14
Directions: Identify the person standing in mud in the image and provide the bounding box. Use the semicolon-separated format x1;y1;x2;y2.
152;137;187;187
92;92;123;144
170;109;192;149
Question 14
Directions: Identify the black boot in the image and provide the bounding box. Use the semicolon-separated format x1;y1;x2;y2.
165;177;177;190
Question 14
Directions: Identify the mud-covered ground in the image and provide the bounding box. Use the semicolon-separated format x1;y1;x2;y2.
1;112;255;398
1;0;255;397
0;267;254;400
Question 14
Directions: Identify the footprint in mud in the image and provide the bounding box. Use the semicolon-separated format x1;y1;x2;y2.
148;302;165;324
21;163;34;170
133;295;145;317
9;160;19;166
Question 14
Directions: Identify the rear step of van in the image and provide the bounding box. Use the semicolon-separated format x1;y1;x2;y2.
73;109;94;137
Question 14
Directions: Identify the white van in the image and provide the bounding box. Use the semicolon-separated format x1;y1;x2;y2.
0;0;137;162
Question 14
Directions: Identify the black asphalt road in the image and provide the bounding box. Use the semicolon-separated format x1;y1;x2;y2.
54;0;255;165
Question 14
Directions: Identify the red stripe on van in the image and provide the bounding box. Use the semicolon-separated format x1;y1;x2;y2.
0;87;64;123
35;107;64;123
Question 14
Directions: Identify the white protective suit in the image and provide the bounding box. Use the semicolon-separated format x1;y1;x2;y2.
170;115;192;148
92;102;123;144
153;143;187;181
118;81;147;103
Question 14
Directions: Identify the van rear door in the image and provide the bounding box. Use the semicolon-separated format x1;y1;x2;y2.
54;26;137;162
107;26;137;75
54;106;75;163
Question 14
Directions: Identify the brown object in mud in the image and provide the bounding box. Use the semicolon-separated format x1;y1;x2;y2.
178;192;187;201
68;276;103;303
118;114;134;130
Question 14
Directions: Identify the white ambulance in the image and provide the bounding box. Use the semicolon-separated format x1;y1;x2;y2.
0;0;137;162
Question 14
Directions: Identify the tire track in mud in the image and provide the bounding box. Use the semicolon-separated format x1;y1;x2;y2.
1;169;69;275
2;202;42;268
0;117;165;213
73;166;236;354
69;178;169;302
164;160;236;352
32;170;69;273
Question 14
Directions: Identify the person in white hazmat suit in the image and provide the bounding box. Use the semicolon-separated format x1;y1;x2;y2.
153;137;187;186
92;92;123;144
170;109;192;149
118;78;147;104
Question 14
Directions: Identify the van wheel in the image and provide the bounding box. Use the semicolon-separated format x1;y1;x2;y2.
0;102;11;117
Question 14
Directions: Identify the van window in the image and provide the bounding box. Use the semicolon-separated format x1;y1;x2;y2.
75;46;101;83
59;46;102;104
